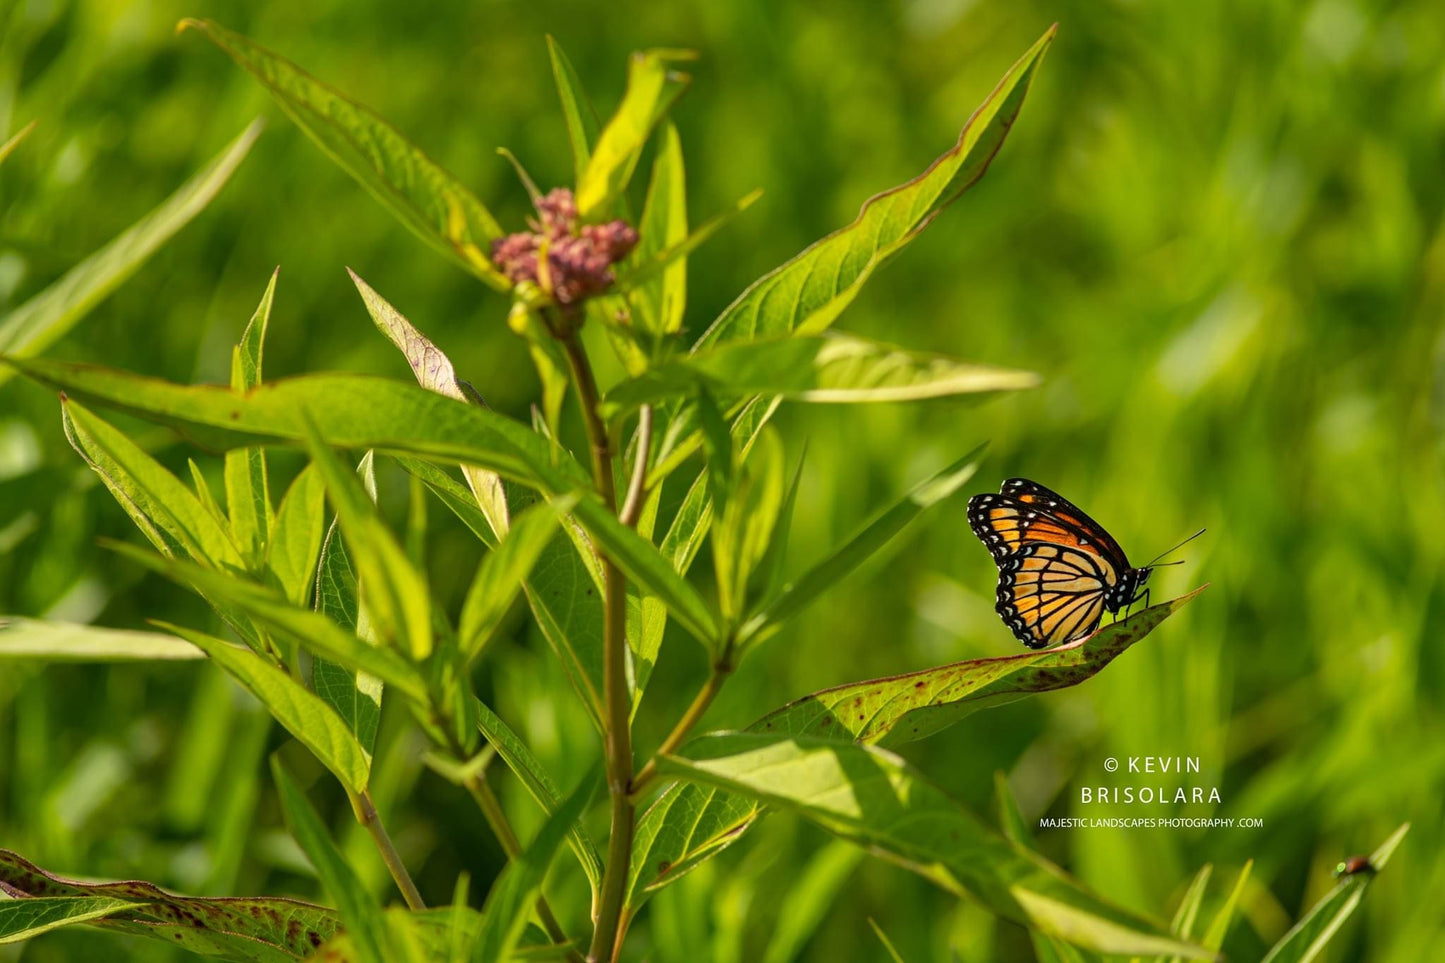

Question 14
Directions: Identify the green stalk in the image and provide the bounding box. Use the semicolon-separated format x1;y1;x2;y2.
561;332;635;963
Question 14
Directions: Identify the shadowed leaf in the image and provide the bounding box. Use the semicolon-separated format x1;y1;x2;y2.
0;897;143;944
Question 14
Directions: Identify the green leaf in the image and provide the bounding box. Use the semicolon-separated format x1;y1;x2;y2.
303;420;433;661
616;188;761;298
547;36;601;186
737;446;983;655
759;841;863;963
400;457;607;729
869;919;908;963
712;426;785;625
605;334;1039;416
1260;823;1409;963
182;20;505;287
753;590;1206;747
1200;861;1251;953
0;847;341;958
226;270;280;567
576;49;694;219
659;734;1212;958
267;464;326;606
0;121;260;384
0;119;37;166
696;27;1053;348
61;398;260;651
473;699;604;896
271;760;391;963
459;500;568;662
631;122;688;338
508;303;571;439
0;897;142;943
0;618;202;662
61;399;244;571
312;519;383;757
109;541;426;703
4;358;583;492
473;770;597;963
1170;865;1213;942
351;270;509;539
5;360;718;645
164;622;372;794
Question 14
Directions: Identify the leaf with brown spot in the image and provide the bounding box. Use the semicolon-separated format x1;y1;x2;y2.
627;589;1204;912
0;848;339;959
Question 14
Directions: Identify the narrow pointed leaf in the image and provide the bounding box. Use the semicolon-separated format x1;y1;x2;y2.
0;897;141;943
226;270;279;566
870;919;908;963
474;770;597;962
738;447;983;653
576;49;694;218
182;20;505;287
351;270;509;537
617;188;761;297
1201;861;1251;953
659;734;1212;958
459;500;568;661
0;120;37;166
312;520;383;755
631;122;688;337
547;36;600;184
1260;823;1409;963
0;849;338;956
271;761;390;963
605;334;1039;415
696;27;1053;348
165;623;371;794
0;121;260;384
400;457;606;729
473;699;604;895
267;464;326;606
0;618;202;662
304;421;433;660
712;426;784;623
109;541;426;702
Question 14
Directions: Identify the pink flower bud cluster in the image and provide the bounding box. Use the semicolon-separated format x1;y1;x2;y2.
491;188;639;306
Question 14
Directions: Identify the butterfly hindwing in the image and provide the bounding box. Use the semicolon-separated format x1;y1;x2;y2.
995;542;1115;648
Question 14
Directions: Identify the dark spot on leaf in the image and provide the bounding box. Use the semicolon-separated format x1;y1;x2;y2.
821;717;831;726
309;931;323;948
174;933;184;940
229;411;240;420
914;681;925;689
657;860;672;875
287;921;301;942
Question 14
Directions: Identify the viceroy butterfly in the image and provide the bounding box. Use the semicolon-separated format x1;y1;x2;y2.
967;478;1199;649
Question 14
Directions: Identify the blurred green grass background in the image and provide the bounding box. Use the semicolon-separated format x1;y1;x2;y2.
3;1;1443;960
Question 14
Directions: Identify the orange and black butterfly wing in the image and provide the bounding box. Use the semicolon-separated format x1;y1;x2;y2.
998;477;1132;571
994;542;1116;648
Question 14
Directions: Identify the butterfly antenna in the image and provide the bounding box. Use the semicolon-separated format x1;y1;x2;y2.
1143;527;1206;569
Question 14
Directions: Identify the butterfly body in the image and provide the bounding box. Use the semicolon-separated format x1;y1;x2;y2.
968;478;1152;649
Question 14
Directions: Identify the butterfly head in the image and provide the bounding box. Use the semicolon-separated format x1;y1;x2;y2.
1105;566;1151;614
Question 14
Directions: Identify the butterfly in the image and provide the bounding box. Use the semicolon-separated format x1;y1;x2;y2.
967;478;1198;649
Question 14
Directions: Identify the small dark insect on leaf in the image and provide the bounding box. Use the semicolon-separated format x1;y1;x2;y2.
1334;855;1376;878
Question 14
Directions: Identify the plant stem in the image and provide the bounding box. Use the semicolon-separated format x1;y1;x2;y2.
464;770;580;961
618;405;653;528
355;789;426;911
561;332;635;963
629;662;730;800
